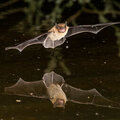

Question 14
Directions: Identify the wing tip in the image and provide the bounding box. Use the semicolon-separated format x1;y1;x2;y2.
5;46;22;52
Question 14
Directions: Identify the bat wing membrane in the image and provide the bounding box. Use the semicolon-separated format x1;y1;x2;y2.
54;37;66;48
5;33;49;52
62;84;120;109
66;22;120;38
5;78;47;99
43;37;66;48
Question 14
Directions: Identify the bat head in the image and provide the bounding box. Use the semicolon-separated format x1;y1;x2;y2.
53;98;65;108
55;22;67;33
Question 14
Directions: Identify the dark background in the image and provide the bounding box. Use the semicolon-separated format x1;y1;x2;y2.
0;0;120;120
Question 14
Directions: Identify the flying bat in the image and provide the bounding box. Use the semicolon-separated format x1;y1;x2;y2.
5;71;120;109
5;22;120;52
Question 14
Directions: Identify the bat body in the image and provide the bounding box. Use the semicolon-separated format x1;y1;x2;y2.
47;84;67;107
5;71;120;109
5;22;120;52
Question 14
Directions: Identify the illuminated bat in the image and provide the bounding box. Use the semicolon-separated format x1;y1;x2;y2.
5;71;120;109
5;22;120;52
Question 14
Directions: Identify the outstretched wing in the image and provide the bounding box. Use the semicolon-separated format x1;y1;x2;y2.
66;22;120;38
42;71;65;87
62;84;120;109
5;78;47;99
5;33;49;52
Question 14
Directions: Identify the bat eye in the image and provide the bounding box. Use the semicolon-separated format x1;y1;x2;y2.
56;25;60;29
57;26;66;33
50;97;54;99
64;26;66;29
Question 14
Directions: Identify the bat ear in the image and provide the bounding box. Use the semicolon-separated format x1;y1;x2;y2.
65;21;67;25
55;23;58;27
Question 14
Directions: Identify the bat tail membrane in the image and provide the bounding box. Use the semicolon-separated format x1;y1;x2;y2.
42;71;65;87
43;37;66;48
5;33;48;52
54;37;66;48
43;37;55;48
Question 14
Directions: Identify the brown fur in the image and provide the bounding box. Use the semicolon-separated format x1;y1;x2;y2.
48;24;69;41
47;84;67;107
49;23;67;33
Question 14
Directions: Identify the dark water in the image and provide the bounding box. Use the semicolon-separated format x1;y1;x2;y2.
0;16;120;120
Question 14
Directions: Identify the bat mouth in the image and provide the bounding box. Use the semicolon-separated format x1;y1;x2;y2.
53;99;65;108
55;23;66;33
58;28;66;33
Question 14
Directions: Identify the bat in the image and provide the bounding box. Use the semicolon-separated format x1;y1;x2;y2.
5;22;120;52
4;71;120;109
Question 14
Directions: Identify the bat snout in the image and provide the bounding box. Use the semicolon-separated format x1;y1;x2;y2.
55;23;66;33
53;99;65;108
58;28;66;33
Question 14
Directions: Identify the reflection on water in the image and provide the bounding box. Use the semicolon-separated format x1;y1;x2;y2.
4;71;120;109
0;17;120;120
45;48;71;75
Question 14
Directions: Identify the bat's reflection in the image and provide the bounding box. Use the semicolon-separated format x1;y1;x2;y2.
5;71;120;109
45;48;71;75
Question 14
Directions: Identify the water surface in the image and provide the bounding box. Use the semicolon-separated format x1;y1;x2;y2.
0;15;120;120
